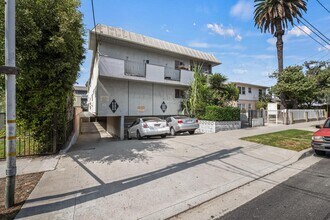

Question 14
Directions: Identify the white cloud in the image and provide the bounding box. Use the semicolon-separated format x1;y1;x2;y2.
267;38;276;46
232;68;248;74
230;0;253;20
187;41;230;49
193;22;196;26
318;45;330;51
288;26;311;37
161;24;170;33
207;23;243;41
235;35;242;41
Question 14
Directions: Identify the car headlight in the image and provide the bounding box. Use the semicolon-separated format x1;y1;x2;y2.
312;136;324;142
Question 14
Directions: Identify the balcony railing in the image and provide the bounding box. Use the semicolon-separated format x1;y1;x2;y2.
124;60;146;77
164;66;180;81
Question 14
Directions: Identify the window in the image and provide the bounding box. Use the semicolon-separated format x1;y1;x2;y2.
248;87;251;93
175;89;186;98
259;89;263;97
238;86;241;94
248;103;252;110
242;87;246;95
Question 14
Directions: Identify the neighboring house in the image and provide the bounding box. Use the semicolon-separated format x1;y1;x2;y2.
74;85;88;111
233;82;268;110
87;24;220;139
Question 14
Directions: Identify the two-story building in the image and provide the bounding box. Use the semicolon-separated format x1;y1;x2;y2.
87;24;220;139
233;82;268;110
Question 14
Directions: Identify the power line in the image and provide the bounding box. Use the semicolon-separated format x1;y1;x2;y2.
316;0;330;15
293;23;329;51
299;17;330;43
296;19;330;46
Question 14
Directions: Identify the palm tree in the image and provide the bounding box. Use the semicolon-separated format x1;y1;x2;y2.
254;0;307;110
254;0;307;74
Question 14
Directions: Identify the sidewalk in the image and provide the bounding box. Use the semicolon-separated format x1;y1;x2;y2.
0;156;59;178
15;121;321;219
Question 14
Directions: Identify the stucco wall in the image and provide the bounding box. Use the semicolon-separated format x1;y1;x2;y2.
88;52;99;114
97;78;186;117
107;116;121;138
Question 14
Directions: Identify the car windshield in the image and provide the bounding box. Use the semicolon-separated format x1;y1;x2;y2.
173;116;189;119
324;119;330;128
142;117;162;122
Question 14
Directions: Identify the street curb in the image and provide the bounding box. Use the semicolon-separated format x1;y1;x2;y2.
297;148;314;161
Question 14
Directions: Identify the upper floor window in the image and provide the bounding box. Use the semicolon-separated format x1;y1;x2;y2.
238;86;246;95
248;87;251;93
259;89;263;97
175;89;186;98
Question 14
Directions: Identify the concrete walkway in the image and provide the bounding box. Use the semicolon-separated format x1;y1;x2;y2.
15;121;322;220
0;156;59;178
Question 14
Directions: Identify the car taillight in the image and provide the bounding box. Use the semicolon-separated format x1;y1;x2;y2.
178;119;183;124
143;123;148;128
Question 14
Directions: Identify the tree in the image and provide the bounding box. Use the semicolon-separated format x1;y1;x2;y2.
208;74;239;106
186;65;211;117
254;0;307;107
271;65;316;108
0;0;85;150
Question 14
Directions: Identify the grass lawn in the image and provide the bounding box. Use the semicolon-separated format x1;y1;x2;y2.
241;129;313;152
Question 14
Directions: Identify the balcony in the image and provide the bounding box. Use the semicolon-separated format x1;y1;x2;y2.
99;55;194;86
124;60;146;77
164;66;180;81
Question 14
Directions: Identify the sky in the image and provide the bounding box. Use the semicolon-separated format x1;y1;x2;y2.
77;0;330;87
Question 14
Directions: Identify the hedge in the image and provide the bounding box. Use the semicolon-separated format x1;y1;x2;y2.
202;105;240;121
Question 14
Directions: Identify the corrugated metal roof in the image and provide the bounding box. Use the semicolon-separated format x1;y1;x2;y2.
91;24;221;65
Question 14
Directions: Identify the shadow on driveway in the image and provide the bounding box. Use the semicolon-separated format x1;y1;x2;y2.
18;147;243;218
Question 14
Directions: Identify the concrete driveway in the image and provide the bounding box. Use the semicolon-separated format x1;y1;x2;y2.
16;121;321;219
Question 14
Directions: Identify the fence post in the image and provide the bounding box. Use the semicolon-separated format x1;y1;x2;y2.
304;111;309;122
289;112;294;124
52;128;57;153
316;111;319;121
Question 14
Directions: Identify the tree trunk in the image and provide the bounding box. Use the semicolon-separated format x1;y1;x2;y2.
275;21;286;108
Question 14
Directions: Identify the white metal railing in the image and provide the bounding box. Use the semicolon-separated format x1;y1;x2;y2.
164;66;180;81
124;60;146;77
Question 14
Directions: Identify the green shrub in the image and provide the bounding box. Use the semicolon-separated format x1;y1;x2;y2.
202;105;240;121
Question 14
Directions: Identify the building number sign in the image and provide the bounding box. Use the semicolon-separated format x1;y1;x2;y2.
160;101;167;113
109;99;119;113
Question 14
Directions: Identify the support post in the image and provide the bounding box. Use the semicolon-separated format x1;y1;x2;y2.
305;112;309;122
4;0;16;208
120;116;124;140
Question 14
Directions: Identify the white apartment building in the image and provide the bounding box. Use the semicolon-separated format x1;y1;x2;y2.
87;24;220;139
233;82;268;110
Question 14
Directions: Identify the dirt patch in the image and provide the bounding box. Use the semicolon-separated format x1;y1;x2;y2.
0;172;44;220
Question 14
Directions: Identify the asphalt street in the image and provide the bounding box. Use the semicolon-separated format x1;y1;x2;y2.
219;156;330;220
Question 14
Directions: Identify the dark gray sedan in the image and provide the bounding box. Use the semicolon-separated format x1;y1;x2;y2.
166;116;199;136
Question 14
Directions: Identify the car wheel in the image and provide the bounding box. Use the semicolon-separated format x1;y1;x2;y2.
170;127;176;136
314;149;326;156
161;134;166;138
188;130;195;135
127;131;132;140
137;130;142;140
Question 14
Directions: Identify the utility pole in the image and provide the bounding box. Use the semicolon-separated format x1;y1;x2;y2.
4;0;17;208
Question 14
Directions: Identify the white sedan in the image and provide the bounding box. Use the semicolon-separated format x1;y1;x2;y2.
127;117;169;140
